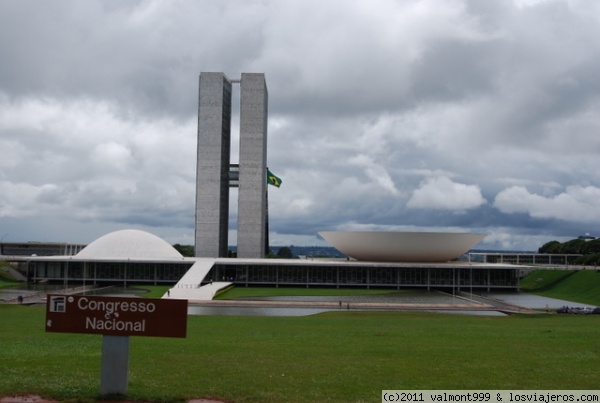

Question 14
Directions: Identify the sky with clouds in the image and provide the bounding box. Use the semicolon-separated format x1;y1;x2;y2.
1;0;599;251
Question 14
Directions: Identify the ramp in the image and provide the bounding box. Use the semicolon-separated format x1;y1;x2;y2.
164;259;232;301
167;281;232;301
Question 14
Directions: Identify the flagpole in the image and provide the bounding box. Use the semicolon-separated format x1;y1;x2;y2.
265;186;270;256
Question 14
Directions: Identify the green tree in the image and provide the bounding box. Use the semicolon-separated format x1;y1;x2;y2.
582;239;600;255
539;238;600;256
173;244;194;257
561;239;587;254
539;240;561;253
574;254;600;265
276;246;293;259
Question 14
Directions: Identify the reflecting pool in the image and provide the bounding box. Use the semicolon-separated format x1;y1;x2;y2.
187;306;331;316
483;292;596;310
3;285;595;317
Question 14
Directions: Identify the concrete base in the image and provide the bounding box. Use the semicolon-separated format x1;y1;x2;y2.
100;335;129;396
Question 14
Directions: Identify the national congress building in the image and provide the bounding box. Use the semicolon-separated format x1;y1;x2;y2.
2;73;541;295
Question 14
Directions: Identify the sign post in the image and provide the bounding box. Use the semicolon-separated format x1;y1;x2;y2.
46;294;187;396
101;335;130;395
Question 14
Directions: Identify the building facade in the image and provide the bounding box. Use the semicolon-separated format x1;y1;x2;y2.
195;73;232;258
195;72;268;259
205;260;520;291
0;241;85;257
237;73;269;259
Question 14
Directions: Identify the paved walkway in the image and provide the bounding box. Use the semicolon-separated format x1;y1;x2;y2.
1;285;96;305
188;297;494;311
456;291;540;314
185;291;544;314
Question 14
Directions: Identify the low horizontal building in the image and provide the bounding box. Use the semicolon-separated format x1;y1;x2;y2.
6;230;524;292
204;258;520;291
468;252;582;266
0;241;85;257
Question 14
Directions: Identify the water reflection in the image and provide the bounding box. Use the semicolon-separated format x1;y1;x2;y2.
188;306;331;316
83;286;148;298
0;283;64;301
0;284;148;302
242;291;480;305
187;306;507;317
483;292;595;310
3;284;593;317
189;291;489;317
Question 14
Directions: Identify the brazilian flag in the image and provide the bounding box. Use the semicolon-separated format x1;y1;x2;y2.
267;169;282;187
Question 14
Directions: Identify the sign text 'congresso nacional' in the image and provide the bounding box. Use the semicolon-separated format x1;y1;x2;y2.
45;294;187;338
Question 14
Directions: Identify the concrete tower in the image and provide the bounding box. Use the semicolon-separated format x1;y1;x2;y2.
195;73;232;258
237;73;268;258
195;72;268;258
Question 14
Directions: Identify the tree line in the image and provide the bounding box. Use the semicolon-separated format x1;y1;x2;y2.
172;244;293;259
538;238;600;265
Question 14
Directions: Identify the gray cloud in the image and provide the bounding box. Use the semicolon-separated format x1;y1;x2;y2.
407;176;486;210
1;0;599;251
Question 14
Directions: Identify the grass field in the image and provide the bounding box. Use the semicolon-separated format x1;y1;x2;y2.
1;305;599;403
2;268;600;402
0;263;20;288
133;285;171;299
519;270;576;291
520;269;600;305
0;278;17;288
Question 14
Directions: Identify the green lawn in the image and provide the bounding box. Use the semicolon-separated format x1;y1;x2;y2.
519;270;575;291
1;305;599;402
133;285;171;298
0;263;21;288
520;269;600;305
533;270;600;305
0;278;18;288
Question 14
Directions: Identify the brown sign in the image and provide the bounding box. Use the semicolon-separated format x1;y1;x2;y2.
45;294;187;338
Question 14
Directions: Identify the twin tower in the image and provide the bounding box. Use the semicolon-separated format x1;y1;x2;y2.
195;73;269;259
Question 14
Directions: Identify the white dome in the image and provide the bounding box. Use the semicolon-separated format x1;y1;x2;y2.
319;231;486;262
76;229;183;260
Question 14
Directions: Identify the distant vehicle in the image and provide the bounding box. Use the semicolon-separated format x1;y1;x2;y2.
556;306;598;314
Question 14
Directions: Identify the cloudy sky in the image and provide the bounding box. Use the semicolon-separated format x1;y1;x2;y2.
1;0;599;251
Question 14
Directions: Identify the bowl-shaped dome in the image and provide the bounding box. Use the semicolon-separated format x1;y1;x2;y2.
76;229;183;260
319;231;485;262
